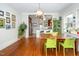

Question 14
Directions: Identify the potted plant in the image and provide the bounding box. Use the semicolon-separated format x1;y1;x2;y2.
18;22;27;39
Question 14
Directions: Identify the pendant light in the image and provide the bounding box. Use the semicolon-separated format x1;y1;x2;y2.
36;3;44;16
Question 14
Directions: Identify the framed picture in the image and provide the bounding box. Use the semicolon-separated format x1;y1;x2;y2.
6;24;11;29
12;19;16;22
12;23;15;28
6;12;10;16
12;14;16;19
12;14;16;23
0;18;5;28
0;10;4;16
12;21;16;28
6;17;10;23
12;14;16;28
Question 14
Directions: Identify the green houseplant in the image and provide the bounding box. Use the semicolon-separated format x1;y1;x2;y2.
53;17;62;37
18;22;27;39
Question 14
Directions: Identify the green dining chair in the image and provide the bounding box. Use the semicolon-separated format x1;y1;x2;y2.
59;38;76;56
50;31;58;37
45;38;57;56
51;32;58;38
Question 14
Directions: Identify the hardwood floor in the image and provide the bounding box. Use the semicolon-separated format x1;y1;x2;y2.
8;36;79;56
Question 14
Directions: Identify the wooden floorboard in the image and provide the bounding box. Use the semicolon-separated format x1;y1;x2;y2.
9;37;79;56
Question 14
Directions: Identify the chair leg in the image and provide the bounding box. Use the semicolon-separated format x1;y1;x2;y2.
56;47;57;56
63;48;65;56
46;48;47;56
74;44;75;56
52;48;53;52
73;48;75;56
44;45;46;54
59;44;60;52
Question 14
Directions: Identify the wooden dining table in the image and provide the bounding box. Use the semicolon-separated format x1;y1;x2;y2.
40;33;78;53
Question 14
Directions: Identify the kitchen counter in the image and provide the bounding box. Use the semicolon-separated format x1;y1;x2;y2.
63;32;79;38
36;29;51;38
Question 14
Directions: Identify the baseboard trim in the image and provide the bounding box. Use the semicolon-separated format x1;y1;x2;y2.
0;39;22;56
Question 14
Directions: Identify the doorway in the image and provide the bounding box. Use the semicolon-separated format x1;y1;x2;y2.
28;15;52;37
29;16;33;36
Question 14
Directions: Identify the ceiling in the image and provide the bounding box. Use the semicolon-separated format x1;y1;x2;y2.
6;3;72;13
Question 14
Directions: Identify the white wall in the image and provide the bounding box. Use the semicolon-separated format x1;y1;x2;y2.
60;3;79;51
60;4;79;33
0;4;21;50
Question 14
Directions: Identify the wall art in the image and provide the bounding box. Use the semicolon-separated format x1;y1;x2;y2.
6;12;10;16
12;23;15;28
12;14;16;28
0;18;5;28
0;10;4;16
6;24;11;29
6;17;10;23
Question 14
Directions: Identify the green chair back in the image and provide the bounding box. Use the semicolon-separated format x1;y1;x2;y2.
64;38;75;47
46;38;56;44
45;38;57;48
51;32;58;36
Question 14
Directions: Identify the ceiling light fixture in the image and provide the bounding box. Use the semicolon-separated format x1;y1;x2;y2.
36;3;44;16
